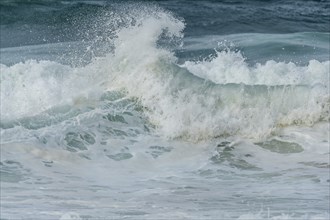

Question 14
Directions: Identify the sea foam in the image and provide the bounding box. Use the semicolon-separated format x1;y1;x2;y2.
1;6;329;142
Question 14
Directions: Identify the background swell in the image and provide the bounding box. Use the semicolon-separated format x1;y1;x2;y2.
1;0;330;48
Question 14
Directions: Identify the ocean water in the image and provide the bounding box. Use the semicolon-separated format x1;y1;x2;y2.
0;0;329;219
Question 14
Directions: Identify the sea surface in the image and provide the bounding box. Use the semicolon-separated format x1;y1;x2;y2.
0;0;329;219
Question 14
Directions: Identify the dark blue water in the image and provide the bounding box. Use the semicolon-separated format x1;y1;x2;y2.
1;0;329;66
1;0;329;48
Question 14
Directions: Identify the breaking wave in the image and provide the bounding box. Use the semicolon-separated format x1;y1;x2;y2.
1;5;329;141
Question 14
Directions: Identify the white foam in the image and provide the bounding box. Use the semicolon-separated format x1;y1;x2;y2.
106;25;329;140
59;212;81;220
1;6;329;220
182;50;329;86
238;212;330;220
1;7;329;142
0;60;106;121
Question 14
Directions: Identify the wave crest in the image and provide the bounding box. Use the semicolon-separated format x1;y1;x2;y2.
1;6;329;142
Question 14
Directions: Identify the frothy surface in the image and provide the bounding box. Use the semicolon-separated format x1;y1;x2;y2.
1;1;329;219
